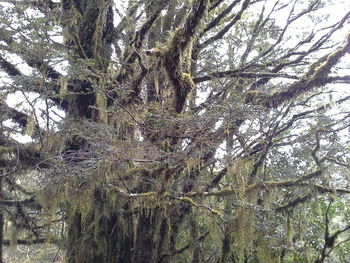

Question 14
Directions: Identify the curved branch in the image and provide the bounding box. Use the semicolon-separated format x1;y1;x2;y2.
246;33;350;108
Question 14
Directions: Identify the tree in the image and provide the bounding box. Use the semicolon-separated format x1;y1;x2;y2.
1;0;350;262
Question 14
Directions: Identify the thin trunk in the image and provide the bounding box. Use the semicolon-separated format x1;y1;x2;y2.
0;175;3;263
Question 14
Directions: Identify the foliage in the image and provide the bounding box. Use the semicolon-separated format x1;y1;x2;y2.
0;0;350;262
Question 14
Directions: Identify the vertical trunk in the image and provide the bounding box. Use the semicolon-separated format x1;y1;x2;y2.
62;0;198;262
66;202;174;262
0;175;3;263
66;193;136;263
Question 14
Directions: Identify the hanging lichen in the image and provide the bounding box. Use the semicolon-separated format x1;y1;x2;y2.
287;214;295;242
256;245;272;263
8;222;18;257
229;158;246;199
26;115;35;136
60;76;68;96
96;90;108;123
225;158;257;262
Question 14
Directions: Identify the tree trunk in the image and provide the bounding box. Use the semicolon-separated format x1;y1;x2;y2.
0;175;3;263
66;202;178;262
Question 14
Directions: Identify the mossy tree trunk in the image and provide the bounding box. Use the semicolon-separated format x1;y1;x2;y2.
61;0;202;262
0;175;3;263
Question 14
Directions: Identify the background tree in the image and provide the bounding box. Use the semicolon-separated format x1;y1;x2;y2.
0;0;350;262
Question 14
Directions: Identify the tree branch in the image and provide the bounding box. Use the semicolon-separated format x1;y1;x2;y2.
246;33;350;108
0;55;23;77
199;0;251;49
194;70;298;83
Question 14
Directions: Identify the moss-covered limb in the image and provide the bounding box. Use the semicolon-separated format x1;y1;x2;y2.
307;184;350;195
184;182;350;201
194;71;298;83
159;231;209;261
325;75;350;84
162;0;210;113
180;0;210;51
246;12;350;92
169;195;225;221
110;188;157;199
199;0;251;49
0;102;28;128
0;55;23;77
293;170;322;184
0;198;37;208
209;0;225;12
274;193;312;212
130;0;169;51
2;237;60;246
247;170;322;191
248;33;350;108
202;0;241;34
205;167;227;191
116;0;169;84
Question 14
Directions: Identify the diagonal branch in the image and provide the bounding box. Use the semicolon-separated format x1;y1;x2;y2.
0;55;23;77
246;33;350;108
194;70;298;83
0;101;28;127
199;0;251;49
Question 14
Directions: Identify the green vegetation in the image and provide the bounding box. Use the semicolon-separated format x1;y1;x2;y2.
0;0;350;262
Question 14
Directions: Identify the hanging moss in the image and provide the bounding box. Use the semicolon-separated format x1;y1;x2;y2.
26;115;35;137
8;222;18;257
287;214;295;242
96;91;108;123
59;76;68;96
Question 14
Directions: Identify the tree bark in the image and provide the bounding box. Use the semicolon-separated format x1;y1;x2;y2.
0;175;3;263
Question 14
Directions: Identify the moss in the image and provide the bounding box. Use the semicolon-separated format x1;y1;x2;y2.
179;197;196;205
287;215;295;242
181;73;196;89
59;76;68;96
96;91;108;123
0;146;14;154
26;116;35;136
256;245;273;263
